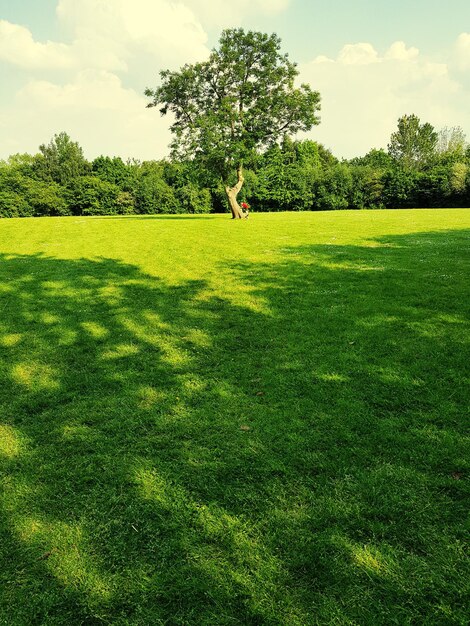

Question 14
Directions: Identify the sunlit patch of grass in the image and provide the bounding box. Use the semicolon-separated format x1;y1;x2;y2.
120;317;191;366
61;423;97;441
101;343;140;360
135;385;165;410
319;260;386;272
56;328;78;346
81;321;109;339
98;284;124;304
0;333;23;347
181;328;211;348
315;372;349;382
0;424;24;458
39;312;60;325
11;362;60;391
135;467;172;506
14;517;114;601
346;540;391;575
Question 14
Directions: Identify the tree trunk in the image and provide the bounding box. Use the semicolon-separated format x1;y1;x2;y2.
225;165;249;219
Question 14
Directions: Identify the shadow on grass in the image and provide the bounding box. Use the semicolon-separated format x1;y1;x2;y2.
0;229;469;624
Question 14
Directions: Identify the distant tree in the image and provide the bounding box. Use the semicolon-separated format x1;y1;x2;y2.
91;155;140;193
25;179;68;216
65;176;121;216
312;164;352;211
92;156;129;185
0;189;30;218
449;162;468;194
3;153;39;179
146;28;321;218
39;132;88;185
437;126;467;159
388;114;438;170
413;168;451;207
349;166;385;209
135;162;180;214
255;138;314;211
0;164;67;217
382;168;417;208
175;185;212;214
350;148;394;170
301;142;337;170
161;160;213;212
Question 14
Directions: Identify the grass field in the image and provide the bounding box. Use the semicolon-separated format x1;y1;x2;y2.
0;209;469;625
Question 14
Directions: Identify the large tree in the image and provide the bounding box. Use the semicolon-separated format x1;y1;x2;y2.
145;28;321;218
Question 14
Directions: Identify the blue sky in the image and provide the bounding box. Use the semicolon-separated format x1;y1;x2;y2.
1;0;469;160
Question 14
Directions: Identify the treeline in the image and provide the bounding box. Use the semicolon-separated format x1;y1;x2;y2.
1;115;469;218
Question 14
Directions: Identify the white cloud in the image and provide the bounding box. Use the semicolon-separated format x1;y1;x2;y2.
0;2;210;75
337;43;379;65
453;32;470;71
300;39;468;158
0;0;213;160
56;0;209;70
2;70;171;161
180;0;290;28
385;41;419;61
312;55;334;64
0;20;74;69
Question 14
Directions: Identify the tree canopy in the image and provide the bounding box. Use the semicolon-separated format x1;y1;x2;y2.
145;28;321;218
388;114;438;170
38;131;88;185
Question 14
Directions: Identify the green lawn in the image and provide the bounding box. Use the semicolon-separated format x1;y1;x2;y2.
1;209;469;625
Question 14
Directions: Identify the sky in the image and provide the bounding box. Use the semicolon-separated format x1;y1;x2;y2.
0;0;469;161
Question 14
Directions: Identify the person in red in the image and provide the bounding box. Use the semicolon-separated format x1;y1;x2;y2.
240;201;250;215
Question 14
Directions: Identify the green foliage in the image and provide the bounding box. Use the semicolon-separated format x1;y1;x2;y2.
0;190;30;217
38;132;89;185
3;153;41;179
437;126;467;163
449;162;468;193
92;155;139;191
254;143;314;211
135;163;180;214
146;28;321;184
350;148;394;170
66;176;121;216
251;138;341;212
382;168;417;208
413;168;452;207
312;164;353;210
26;179;69;216
116;191;136;214
349;165;385;209
0;113;469;219
175;184;212;214
0;166;30;217
388;114;438;170
0;163;67;216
